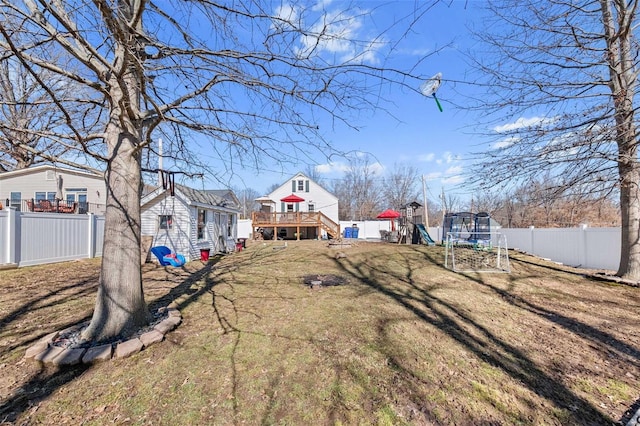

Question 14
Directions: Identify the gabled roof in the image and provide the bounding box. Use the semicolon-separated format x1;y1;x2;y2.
204;189;241;207
141;183;241;212
267;171;336;199
178;184;238;209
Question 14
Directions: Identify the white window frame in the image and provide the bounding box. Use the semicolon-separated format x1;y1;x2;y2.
197;209;207;240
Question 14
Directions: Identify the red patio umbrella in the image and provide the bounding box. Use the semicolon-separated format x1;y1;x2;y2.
280;194;305;203
376;208;401;231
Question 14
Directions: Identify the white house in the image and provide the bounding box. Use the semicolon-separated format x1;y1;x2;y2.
252;172;340;240
141;183;242;262
0;164;106;214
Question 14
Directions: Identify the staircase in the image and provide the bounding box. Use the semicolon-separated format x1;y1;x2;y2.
319;213;340;239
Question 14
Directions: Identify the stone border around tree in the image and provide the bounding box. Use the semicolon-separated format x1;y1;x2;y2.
24;304;182;366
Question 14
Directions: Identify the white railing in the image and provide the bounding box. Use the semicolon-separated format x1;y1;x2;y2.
0;207;104;267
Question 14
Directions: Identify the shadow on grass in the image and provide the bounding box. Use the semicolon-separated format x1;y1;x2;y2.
0;281;98;357
332;247;618;425
0;258;223;423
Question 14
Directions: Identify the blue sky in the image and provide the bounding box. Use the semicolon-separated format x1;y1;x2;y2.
189;1;495;202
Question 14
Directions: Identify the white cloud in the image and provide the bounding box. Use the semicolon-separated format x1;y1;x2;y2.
293;7;384;64
493;116;557;133
369;161;385;175
442;175;465;185
445;165;463;175
315;161;350;174
492;136;519;149
418;153;435;162
423;172;441;180
312;0;335;12
272;4;299;31
397;47;431;56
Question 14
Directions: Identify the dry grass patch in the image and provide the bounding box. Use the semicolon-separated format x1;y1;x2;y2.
0;240;638;425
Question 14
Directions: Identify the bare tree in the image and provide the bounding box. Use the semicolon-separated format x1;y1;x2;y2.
0;56;91;171
333;153;383;221
468;0;640;279
381;163;420;210
234;187;261;219
0;1;436;341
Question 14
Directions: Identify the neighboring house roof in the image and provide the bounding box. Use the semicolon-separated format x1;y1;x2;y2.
0;164;103;180
204;189;241;207
141;183;241;212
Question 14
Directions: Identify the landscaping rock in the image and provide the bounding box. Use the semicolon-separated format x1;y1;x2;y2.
140;329;164;347
82;344;113;364
34;345;66;364
24;340;49;360
55;347;87;366
114;338;144;358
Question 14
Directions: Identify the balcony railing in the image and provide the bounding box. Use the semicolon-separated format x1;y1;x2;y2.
1;199;105;215
251;211;340;239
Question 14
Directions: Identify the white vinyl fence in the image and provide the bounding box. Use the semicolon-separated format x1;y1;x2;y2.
0;207;105;267
499;226;620;271
343;221;620;271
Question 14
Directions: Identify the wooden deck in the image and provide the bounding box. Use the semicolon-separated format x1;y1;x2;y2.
251;212;340;240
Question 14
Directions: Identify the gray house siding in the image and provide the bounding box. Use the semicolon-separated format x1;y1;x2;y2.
0;165;106;213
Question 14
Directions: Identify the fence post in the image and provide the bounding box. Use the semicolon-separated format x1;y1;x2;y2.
579;224;587;268
87;213;96;258
7;207;17;264
529;226;535;254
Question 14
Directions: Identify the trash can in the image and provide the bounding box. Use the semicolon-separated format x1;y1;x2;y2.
352;226;359;239
200;248;211;261
344;227;352;238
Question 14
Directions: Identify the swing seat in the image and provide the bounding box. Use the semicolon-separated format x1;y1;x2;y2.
151;246;185;267
163;253;186;267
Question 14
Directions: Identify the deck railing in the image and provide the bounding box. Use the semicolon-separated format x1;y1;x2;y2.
1;199;105;214
252;211;340;238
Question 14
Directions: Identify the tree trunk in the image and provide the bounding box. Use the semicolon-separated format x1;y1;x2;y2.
600;0;640;280
616;163;640;279
82;49;149;341
82;125;148;341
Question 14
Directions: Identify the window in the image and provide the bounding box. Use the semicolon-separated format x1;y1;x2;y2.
10;192;21;211
78;194;87;213
159;215;173;230
286;203;294;212
297;180;304;191
197;209;206;239
35;191;56;201
308;203;315;212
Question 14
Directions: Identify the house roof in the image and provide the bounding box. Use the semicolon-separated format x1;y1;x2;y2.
204;189;241;206
141;183;241;212
177;184;236;208
0;164;103;179
267;171;337;199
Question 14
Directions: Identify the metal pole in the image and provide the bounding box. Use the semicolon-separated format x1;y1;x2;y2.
422;175;429;228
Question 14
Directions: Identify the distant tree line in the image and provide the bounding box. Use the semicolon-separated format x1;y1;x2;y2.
244;159;620;228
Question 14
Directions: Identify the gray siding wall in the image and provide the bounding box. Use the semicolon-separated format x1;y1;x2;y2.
0;167;106;210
